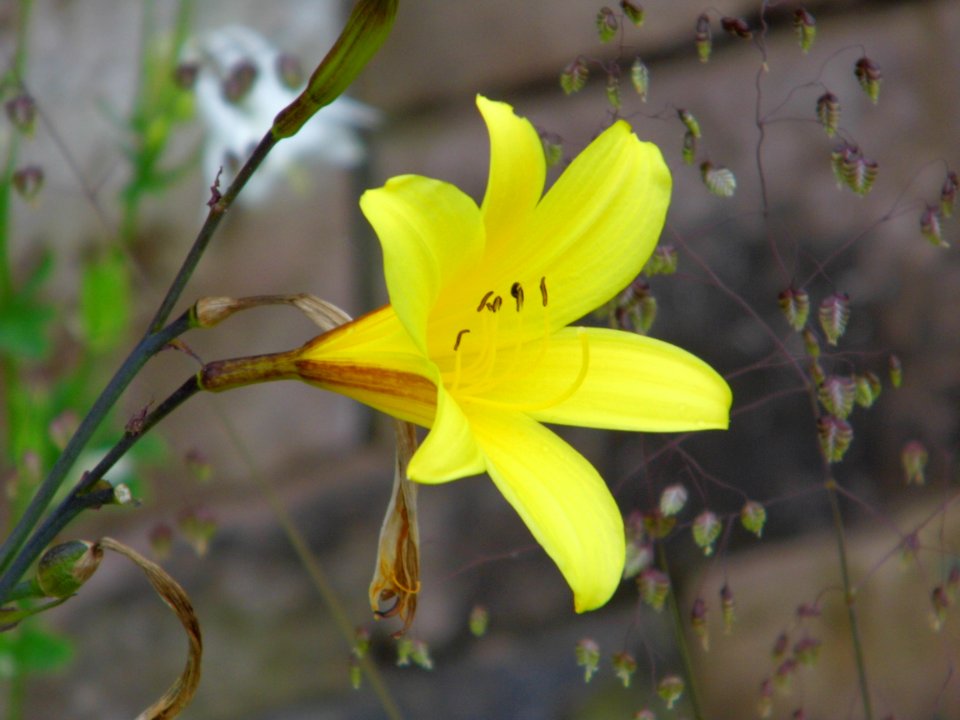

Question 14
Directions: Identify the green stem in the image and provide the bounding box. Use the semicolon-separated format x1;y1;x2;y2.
0;374;200;601
148;130;278;332
0;313;192;597
825;477;874;720
657;542;705;720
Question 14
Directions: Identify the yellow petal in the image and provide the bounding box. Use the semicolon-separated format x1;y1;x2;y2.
408;386;486;483
514;123;671;331
470;409;625;612
476;96;545;252
360;175;485;352
484;327;731;432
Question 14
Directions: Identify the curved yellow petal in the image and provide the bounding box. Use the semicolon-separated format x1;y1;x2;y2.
470;409;625;612
522;123;671;331
360;175;485;352
477;96;546;253
408;386;486;483
484;327;731;432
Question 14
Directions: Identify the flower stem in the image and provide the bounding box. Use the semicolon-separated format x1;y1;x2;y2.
0;373;201;602
657;542;705;720
825;477;874;720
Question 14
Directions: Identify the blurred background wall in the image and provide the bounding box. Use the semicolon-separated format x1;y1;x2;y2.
2;0;959;718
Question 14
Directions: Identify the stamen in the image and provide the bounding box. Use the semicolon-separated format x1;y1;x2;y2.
540;276;549;306
453;328;470;351
486;295;503;313
510;282;524;312
476;291;494;312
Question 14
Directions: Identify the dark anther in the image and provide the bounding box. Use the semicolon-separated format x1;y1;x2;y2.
487;296;503;313
454;329;470;351
539;276;549;306
510;282;524;312
477;291;494;312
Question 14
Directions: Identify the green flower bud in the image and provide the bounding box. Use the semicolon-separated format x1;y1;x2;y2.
36;540;103;598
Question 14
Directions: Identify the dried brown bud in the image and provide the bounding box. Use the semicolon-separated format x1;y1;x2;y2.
223;59;258;103
720;16;752;39
5;93;37;135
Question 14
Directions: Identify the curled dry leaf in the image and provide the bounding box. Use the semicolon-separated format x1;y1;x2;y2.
97;538;202;720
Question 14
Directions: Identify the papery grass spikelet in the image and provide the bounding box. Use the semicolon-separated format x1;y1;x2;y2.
353;626;371;659
682;130;697;166
831;143;878;196
793;9;816;53
774;658;798;691
815;92;840;138
623;511;653;579
469;604;489;637
539;131;563;167
772;631;790;661
802;328;820;358
809;359;825;387
276;52;304;90
940;170;958;218
793;636;821;666
606;67;622;110
930;586;950;632
740;500;766;537
12;165;44;201
921;205;947;248
659;484;688;516
854;56;882;104
701;162;737;197
692;511;722;555
630;57;650;102
643;510;676;539
560;57;589;95
817;415;854;463
612;651;638;687
691;597;709;650
149;523;174;560
818;375;856;419
576;638;601;682
5;93;36;136
634;710;655;720
721;16;752;39
817;292;850;345
638;567;670;611
720;583;736;633
677;108;701;138
695;13;712;62
597;7;619;43
796;601;821;619
889;354;903;387
758;678;774;718
643;245;677;275
621;1;645;27
657;675;685;710
853;371;882;408
901;440;928;485
348;655;362;689
177;507;218;557
778;286;810;331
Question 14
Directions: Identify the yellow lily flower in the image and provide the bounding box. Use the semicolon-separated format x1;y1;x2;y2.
291;96;730;611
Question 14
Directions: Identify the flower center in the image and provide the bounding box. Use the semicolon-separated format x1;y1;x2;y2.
442;277;590;413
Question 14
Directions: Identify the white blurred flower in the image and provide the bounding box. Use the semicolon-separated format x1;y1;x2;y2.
184;25;379;203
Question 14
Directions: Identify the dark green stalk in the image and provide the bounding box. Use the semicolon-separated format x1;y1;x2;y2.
0;375;200;601
825;478;874;720
148;131;278;332
0;313;192;595
657;542;705;720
